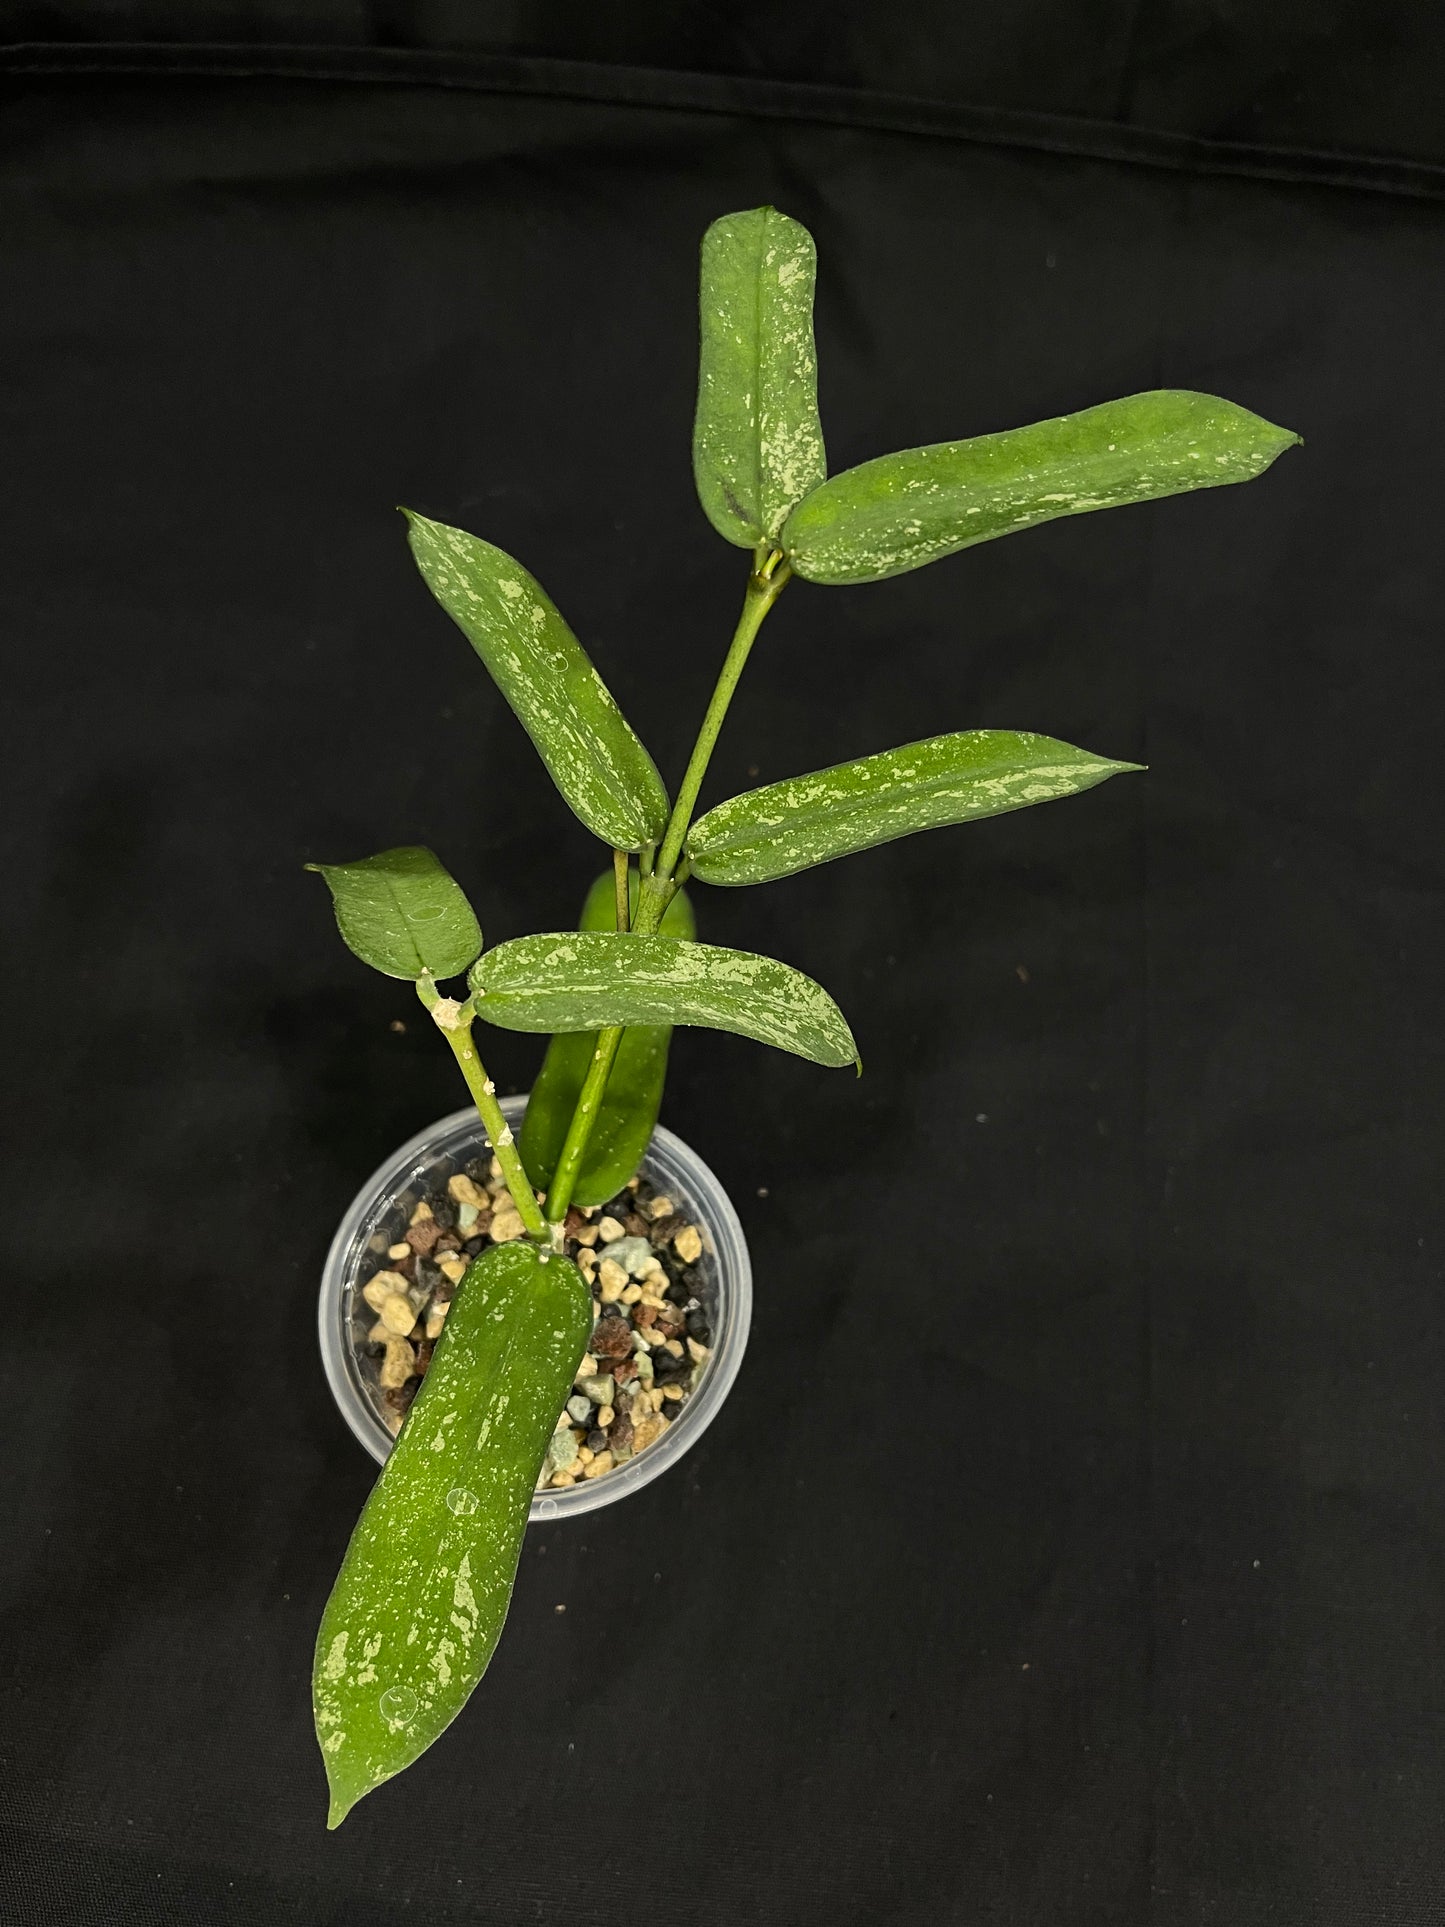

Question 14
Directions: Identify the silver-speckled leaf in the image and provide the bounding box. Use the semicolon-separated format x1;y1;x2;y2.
694;206;827;548
305;846;482;979
404;513;669;850
314;1241;592;1827
687;731;1143;885
470;932;857;1068
780;390;1299;584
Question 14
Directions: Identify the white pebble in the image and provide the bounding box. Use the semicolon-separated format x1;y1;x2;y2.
378;1294;417;1336
362;1270;411;1311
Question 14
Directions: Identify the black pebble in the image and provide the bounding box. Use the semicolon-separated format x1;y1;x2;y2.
586;1428;608;1454
463;1236;485;1256
685;1310;711;1342
653;1353;685;1384
428;1198;457;1230
665;1279;689;1305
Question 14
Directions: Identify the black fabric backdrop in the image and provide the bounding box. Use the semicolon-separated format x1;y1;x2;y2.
1;25;1442;1927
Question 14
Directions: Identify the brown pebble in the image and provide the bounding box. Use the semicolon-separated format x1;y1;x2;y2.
414;1339;434;1377
632;1302;657;1329
609;1412;634;1452
653;1306;685;1339
622;1212;650;1239
562;1206;589;1240
590;1316;633;1360
405;1219;442;1256
611;1356;637;1386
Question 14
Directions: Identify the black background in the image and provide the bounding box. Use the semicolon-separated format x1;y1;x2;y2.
2;12;1442;1924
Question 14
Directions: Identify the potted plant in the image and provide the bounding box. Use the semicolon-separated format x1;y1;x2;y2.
307;206;1298;1825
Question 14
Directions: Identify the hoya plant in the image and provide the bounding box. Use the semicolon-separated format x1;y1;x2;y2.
308;206;1298;1824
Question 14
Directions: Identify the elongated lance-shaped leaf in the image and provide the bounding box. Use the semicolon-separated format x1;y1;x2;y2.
780;390;1299;584
404;512;669;850
520;870;696;1208
305;846;482;979
694;206;827;548
314;1241;592;1827
471;932;857;1069
687;730;1143;885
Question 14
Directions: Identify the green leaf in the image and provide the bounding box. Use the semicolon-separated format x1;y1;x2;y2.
471;931;857;1069
519;871;695;1208
780;389;1300;584
694;206;827;549
314;1240;591;1827
404;512;669;850
305;846;482;980
687;730;1143;885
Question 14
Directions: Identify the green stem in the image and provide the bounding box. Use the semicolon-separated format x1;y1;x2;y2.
545;554;789;1227
647;553;790;896
612;847;631;931
544;1025;624;1229
416;980;549;1244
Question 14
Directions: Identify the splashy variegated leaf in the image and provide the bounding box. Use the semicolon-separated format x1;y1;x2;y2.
520;871;696;1207
694;206;827;549
688;731;1143;885
471;931;857;1068
315;1241;592;1827
404;512;669;849
780;390;1300;584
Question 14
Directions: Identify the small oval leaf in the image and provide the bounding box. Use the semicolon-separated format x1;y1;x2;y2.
781;390;1299;584
314;1241;592;1827
519;872;696;1208
305;846;482;980
694;206;827;548
687;731;1143;885
472;932;856;1069
404;512;669;849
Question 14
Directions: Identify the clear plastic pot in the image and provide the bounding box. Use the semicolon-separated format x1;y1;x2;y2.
318;1096;752;1521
